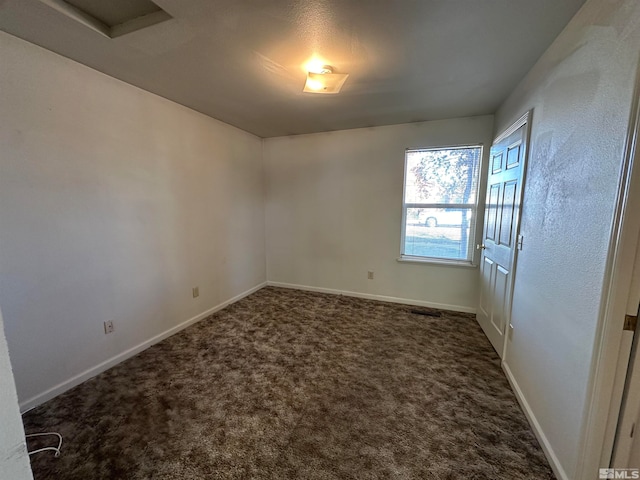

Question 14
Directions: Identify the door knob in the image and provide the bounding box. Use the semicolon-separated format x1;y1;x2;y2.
476;244;486;250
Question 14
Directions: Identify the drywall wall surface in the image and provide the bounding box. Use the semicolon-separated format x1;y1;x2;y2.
0;31;265;405
0;309;33;480
264;116;494;311
495;0;640;477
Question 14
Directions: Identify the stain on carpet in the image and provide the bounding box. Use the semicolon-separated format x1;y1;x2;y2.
23;287;555;479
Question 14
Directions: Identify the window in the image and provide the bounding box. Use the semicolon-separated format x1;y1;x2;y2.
401;145;482;264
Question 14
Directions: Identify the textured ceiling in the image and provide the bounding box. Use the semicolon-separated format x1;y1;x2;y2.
0;0;586;137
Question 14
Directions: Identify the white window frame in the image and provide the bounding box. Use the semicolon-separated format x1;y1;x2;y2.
399;144;483;267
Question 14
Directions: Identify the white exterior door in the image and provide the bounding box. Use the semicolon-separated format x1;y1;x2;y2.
477;116;529;357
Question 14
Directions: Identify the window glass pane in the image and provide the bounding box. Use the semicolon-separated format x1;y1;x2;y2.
402;145;482;262
403;207;473;261
405;147;481;204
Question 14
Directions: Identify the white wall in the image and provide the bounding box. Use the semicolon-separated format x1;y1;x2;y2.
494;0;640;478
0;309;33;480
0;31;266;409
264;116;494;312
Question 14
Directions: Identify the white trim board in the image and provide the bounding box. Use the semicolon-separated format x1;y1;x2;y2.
266;281;476;314
19;281;267;413
503;361;569;480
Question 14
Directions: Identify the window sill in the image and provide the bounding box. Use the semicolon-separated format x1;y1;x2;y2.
396;256;478;268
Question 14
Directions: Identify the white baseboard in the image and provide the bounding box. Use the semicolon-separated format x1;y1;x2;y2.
503;361;568;480
266;281;476;314
19;281;267;413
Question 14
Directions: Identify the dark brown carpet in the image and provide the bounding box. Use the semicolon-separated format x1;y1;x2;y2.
23;287;555;479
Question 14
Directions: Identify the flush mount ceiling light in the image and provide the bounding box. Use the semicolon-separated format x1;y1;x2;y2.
303;66;349;94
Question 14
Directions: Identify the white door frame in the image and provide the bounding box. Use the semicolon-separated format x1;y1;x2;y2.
576;65;640;479
611;236;640;467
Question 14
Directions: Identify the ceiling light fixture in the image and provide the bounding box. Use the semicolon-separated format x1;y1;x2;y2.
303;65;349;94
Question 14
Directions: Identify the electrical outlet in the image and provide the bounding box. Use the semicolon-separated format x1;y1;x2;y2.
103;320;114;335
192;286;199;298
367;271;374;280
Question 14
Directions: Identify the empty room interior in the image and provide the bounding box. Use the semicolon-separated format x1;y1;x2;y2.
2;0;640;479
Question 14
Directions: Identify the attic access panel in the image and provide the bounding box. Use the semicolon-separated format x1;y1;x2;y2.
41;0;172;38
